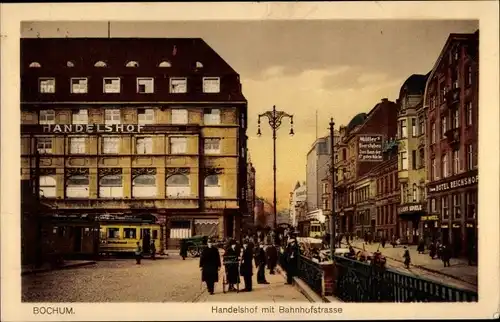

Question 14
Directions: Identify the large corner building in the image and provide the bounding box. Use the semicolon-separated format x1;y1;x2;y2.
20;38;248;253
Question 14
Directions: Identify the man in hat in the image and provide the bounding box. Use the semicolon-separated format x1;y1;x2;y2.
223;240;240;291
199;238;221;295
266;242;279;275
255;243;269;284
240;240;254;292
285;238;300;285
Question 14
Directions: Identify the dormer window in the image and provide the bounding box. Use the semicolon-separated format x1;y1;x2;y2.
137;78;154;94
203;77;220;93
196;61;204;68
67;61;75;68
29;62;41;68
94;61;107;68
170;78;187;94
159;61;172;68
126;61;139;68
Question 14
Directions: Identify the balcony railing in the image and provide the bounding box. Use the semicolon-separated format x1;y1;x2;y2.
445;127;461;145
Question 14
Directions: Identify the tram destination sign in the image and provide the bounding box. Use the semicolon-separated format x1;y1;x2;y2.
42;124;144;134
358;135;383;162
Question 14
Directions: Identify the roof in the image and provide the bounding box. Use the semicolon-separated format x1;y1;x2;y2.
399;74;429;97
346;113;367;132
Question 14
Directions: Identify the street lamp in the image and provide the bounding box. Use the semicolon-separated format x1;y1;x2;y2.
257;105;294;232
329;118;336;254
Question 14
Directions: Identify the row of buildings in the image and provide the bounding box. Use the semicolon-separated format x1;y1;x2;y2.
20;38;254;263
291;31;479;258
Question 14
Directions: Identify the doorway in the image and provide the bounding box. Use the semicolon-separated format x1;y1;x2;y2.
452;228;462;257
73;227;82;253
141;228;151;254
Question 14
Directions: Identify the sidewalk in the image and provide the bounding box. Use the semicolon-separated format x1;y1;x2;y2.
343;240;478;286
22;260;96;275
196;269;309;302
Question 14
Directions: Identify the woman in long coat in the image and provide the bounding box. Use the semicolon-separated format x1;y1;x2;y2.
240;242;254;292
199;241;221;295
223;242;240;291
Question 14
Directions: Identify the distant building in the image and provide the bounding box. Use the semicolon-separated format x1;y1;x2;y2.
289;181;307;227
242;159;256;231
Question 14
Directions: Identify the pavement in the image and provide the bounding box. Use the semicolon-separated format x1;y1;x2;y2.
21;260;96;275
342;240;478;291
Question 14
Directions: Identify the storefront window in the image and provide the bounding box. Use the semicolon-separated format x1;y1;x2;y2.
453;194;461;219
441;196;449;220
430;198;437;212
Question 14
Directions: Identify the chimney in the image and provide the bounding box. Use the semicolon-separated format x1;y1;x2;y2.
381;98;388;102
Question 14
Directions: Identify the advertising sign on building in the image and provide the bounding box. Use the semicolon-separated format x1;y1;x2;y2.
358;135;383;162
43;124;144;134
427;171;478;194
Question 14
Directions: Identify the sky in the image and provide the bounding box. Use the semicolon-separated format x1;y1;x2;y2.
22;20;479;210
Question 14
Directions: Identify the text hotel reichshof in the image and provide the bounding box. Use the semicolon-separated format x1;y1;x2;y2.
42;124;144;134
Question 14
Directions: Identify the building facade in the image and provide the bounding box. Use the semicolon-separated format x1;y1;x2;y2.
424;31;479;257
242;159;256;232
305;136;331;212
396;74;429;244
21;38;248;252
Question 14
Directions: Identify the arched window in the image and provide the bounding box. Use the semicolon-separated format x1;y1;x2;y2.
166;174;190;197
66;61;75;68
126;61;139;68
204;175;220;197
158;61;171;68
29;62;41;68
196;61;203;68
99;175;123;198
66;175;89;198
412;183;417;202
94;61;107;67
40;176;56;198
132;174;156;197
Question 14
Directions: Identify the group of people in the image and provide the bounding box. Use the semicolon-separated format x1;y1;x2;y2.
134;240;156;264
198;235;301;295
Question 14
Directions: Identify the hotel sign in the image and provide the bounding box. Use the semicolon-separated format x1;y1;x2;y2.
421;215;439;221
358;135;383;162
397;203;424;215
43;124;144;133
428;171;478;194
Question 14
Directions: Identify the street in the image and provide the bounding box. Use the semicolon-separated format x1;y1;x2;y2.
22;253;308;303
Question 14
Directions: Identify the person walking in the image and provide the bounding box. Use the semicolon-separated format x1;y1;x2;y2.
381;235;386;248
403;246;411;269
135;241;142;265
285;238;300;285
179;239;188;260
255;243;269;284
223;241;240;292
441;244;451;267
150;240;156;260
266;243;278;275
417;238;425;254
240;241;253;292
429;241;437;259
200;240;221;295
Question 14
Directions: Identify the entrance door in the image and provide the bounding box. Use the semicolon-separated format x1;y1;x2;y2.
142;228;151;254
73;227;82;253
452;228;462;257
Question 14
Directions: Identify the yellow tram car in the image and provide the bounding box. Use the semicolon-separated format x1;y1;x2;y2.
98;214;162;255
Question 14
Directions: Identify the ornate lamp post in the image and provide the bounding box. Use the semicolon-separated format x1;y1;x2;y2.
329;118;336;254
257;105;294;232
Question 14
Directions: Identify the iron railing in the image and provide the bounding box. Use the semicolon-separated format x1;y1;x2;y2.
333;255;478;302
297;255;323;295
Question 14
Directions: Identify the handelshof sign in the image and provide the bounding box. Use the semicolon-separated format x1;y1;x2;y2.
397;203;423;214
358;135;383;162
43;124;144;134
428;173;478;193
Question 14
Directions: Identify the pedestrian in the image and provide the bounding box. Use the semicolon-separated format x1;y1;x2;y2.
381;236;386;248
429;241;436;259
255;243;269;284
403;246;411;269
467;242;476;266
199;239;221;295
441;244;451;267
135;241;142;265
417;238;425;254
285;238;300;285
223;241;240;292
150;240;156;260
266;243;278;275
240;241;253;292
179;239;188;260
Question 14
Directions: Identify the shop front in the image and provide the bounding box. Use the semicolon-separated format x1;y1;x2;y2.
397;203;425;245
420;214;440;245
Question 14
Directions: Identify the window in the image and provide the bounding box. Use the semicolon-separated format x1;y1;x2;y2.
411;118;417;137
39;78;55;93
70;137;86;154
166;174;190;197
102;137;120;154
138;108;155;125
132;174;157;198
137;78;154;94
170;78;187;93
99;175;123;198
441;196;449;220
170;221;192;239
440;82;447;103
126;61;139;68
94;61;107;67
171;109;188;124
39;110;55;125
400;120;407;138
123;228;137;239
401;183;408;204
204;174;221;197
203;77;220;93
466;66;472;86
39;176;56;198
467;144;474;170
204;109;221;125
430;198;437;212
322;199;329;211
67;61;75;68
103;78;120;93
322;182;328;194
466;102;473;126
66;174;89;198
72;109;88;124
411;150;417;170
418;117;425;136
453;149;460;174
204;138;221;154
36;137;52;154
105;109;121;125
453;194;461;219
441;116;447;137
107;228;120;238
70;78;88;94
136;137;153;154
431;158;436;180
342;149;346;160
431;122;436;144
412;184;417;202
466;191;477;219
452;109;459;129
441;153;448;178
158;61;171;68
418;148;425;168
170;137;187;154
29;62;41;68
400;151;408;170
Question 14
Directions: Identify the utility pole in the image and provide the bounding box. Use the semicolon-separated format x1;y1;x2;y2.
329;118;336;254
